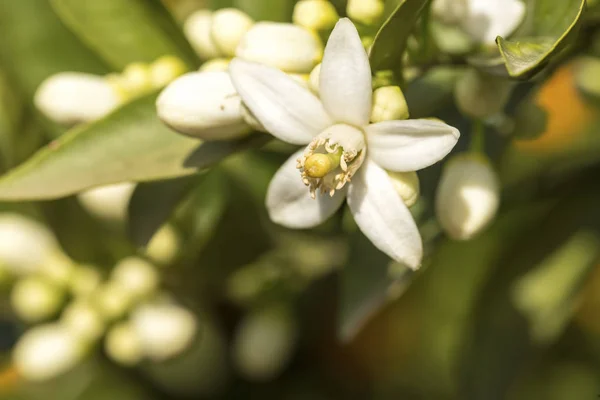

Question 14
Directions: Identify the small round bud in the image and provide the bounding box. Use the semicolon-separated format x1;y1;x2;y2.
13;324;86;381
183;10;222;59
111;257;159;301
308;63;321;95
104;321;143;367
78;182;136;223
455;69;512;119
436;154;500;240
156;71;251;140
198;58;230;72
34;72;120;126
61;300;105;343
149;56;188;88
371;86;409;123
211;8;254;57
11;277;65;323
119;63;153;97
347;0;384;25
387;171;420;207
68;265;102;298
39;250;75;286
94;281;134;321
293;0;339;32
132;302;198;362
236;22;323;74
145;224;181;266
431;0;468;25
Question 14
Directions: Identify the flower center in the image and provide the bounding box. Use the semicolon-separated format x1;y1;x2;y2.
297;124;366;198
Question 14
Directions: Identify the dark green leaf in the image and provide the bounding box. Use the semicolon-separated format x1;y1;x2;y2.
234;0;295;22
50;0;198;70
404;66;463;118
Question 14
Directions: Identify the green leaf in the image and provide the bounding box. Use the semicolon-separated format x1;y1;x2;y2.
369;0;430;75
404;66;463;118
50;0;198;70
234;0;295;22
0;92;268;200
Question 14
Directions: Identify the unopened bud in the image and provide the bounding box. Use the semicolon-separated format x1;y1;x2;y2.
387;171;420;207
431;0;468;25
371;86;409;122
198;58;231;72
347;0;384;25
111;257;159;301
211;8;254;57
68;265;102;298
119;63;153;97
34;73;120;126
39;250;75;286
105;321;143;366
157;71;251;140
149;56;188;88
78;182;136;223
184;10;222;59
145;224;181;266
455;69;512;119
436;154;500;240
236;22;323;74
293;0;339;32
61;300;105;343
308;63;321;95
11;277;65;323
95;281;134;321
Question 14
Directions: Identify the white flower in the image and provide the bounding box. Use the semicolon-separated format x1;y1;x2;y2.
229;18;460;269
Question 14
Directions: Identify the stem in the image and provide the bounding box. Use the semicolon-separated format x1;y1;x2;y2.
470;120;485;154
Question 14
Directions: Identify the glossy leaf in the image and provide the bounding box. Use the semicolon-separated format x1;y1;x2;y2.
0;92;268;200
51;0;198;70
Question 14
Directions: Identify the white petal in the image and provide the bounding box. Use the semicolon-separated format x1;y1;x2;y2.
319;18;372;127
229;59;332;145
462;0;526;45
266;151;346;228
366;119;460;172
347;159;422;269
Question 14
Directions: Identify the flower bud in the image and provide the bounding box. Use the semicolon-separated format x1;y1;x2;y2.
211;8;254;57
61;300;105;343
387;171;420;207
198;58;230;72
94;281;134;321
145;224;181;266
436;154;500;240
371;86;409;123
347;0;384;25
455;69;512;119
232;305;297;381
308;63;321;95
111;257;159;301
149;56;188;88
183;10;222;59
34;72;120;126
68;265;102;298
156;71;251;140
131;302;198;361
431;0;468;25
0;214;58;276
120;63;153;96
104;321;143;367
39;250;75;286
293;0;339;32
77;182;136;223
13;324;86;381
10;277;65;323
236;22;323;74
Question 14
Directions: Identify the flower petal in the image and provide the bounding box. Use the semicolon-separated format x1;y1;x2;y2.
366;119;460;172
347;159;423;269
229;59;332;145
319;18;372;127
266;151;346;228
462;0;526;45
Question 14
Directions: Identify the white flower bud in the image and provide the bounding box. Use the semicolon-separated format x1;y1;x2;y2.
236;22;323;74
431;0;468;25
61;300;105;343
104;321;143;367
293;0;339;31
13;324;86;381
149;56;188;88
347;0;384;25
436;154;500;240
145;224;181;266
10;277;65;323
455;69;513;119
232;305;297;381
0;214;58;276
111;257;159;301
120;63;153;96
131;302;198;362
211;8;254;57
183;10;222;59
308;63;321;95
94;281;134;321
387;171;420;207
34;72;120;126
77;182;136;223
371;86;409;123
68;265;102;298
156;71;251;140
198;58;231;72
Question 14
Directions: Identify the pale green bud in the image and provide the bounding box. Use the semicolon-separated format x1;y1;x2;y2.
436;154;500;240
34;72;120;126
13;324;86;381
11;276;65;323
198;58;231;72
347;0;384;25
77;182;136;223
68;265;102;298
111;257;159;301
157;71;251;140
455;69;513;119
211;8;254;57
39;250;75;286
236;22;323;74
94;281;134;321
387;171;420;207
61;300;105;343
149;56;188;88
145;224;181;266
104;321;143;367
308;63;321;95
121;62;153;96
293;0;339;32
183;10;222;59
431;0;468;25
371;86;409;123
